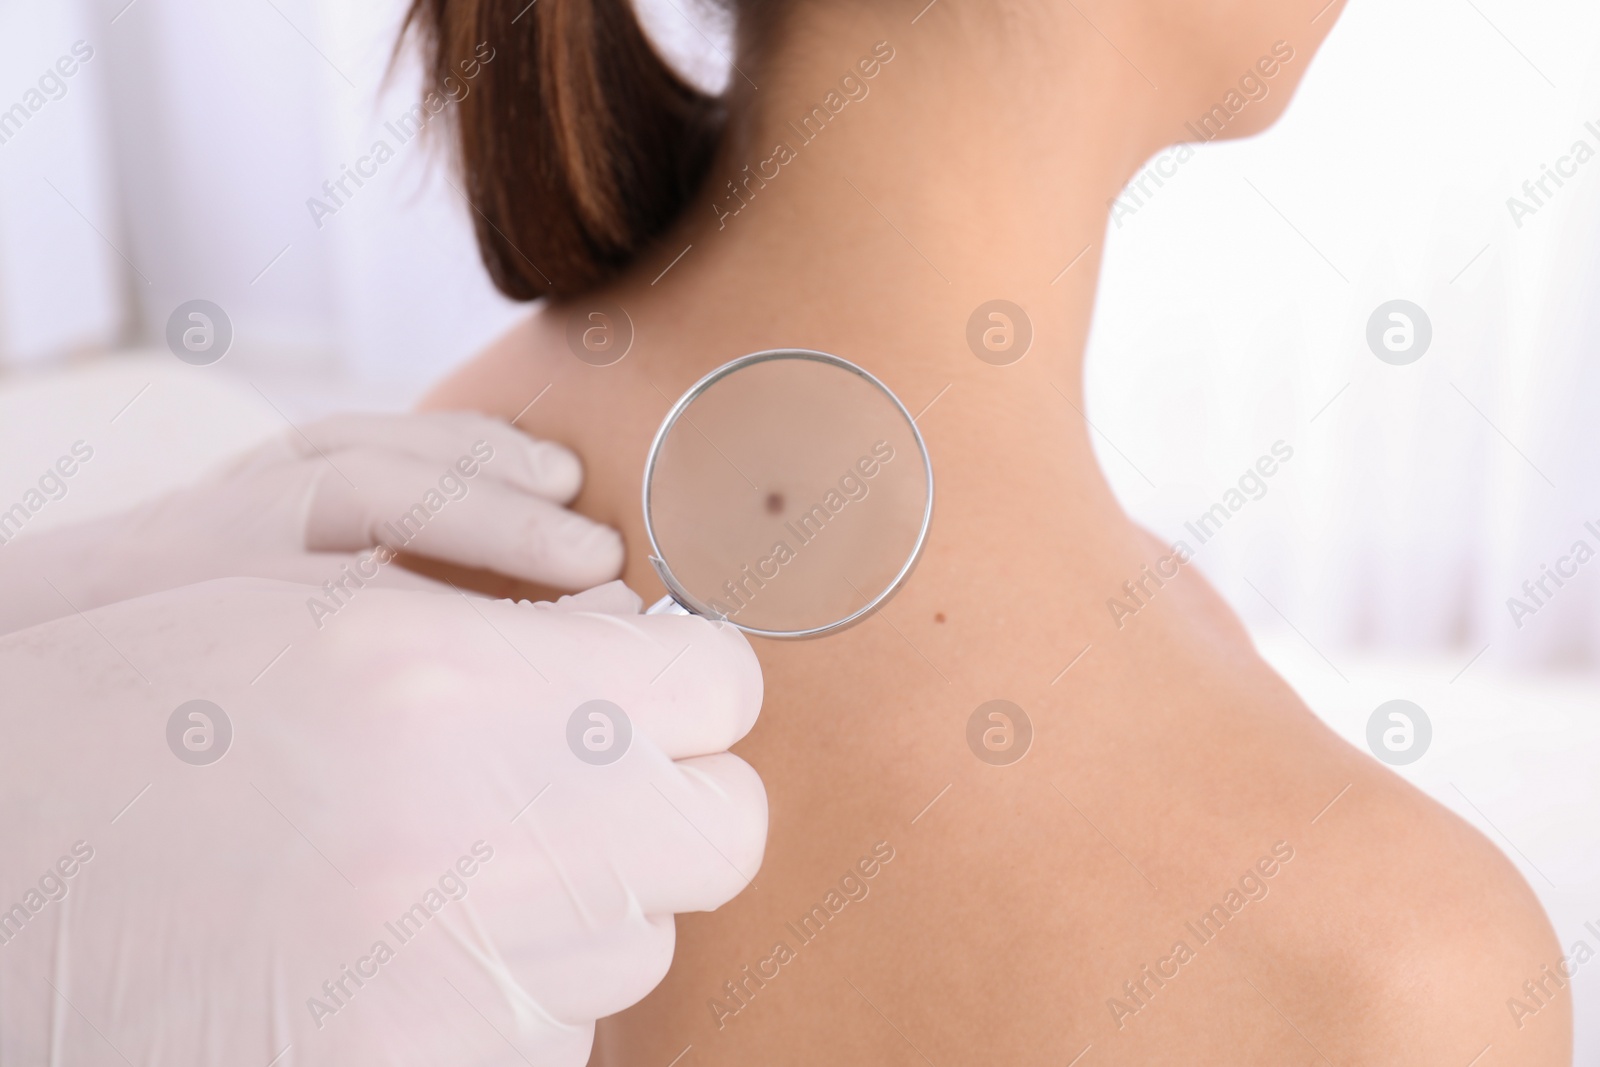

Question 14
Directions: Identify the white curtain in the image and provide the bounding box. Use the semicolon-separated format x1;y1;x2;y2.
0;0;530;396
1090;0;1600;671
0;0;120;363
2;0;1599;667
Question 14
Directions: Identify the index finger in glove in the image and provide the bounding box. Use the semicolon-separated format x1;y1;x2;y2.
300;411;585;503
306;449;624;590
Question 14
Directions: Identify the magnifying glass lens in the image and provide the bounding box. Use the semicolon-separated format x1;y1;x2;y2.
646;353;931;637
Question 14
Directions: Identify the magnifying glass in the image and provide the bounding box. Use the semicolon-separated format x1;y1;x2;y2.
642;349;933;638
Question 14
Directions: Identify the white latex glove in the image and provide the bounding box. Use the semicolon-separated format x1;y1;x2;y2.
0;577;764;1066
0;411;624;635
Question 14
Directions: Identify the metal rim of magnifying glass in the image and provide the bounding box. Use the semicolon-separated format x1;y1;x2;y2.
641;348;935;640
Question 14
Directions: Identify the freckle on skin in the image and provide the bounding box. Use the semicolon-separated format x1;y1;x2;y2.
765;492;784;515
934;612;946;623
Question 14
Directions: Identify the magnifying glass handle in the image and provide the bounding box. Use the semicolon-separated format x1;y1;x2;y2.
645;555;695;616
646;596;692;616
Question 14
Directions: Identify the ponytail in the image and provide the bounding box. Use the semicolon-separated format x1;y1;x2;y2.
400;0;725;299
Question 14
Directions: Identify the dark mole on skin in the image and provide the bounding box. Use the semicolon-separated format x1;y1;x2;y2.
765;492;784;515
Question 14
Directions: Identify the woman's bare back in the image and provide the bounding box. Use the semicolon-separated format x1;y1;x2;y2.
421;307;1568;1066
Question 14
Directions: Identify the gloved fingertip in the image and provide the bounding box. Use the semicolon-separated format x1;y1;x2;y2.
693;617;765;734
566;523;625;585
525;514;624;590
523;440;585;503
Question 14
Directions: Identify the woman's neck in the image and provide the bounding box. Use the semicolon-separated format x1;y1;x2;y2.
636;0;1174;393
593;5;1185;641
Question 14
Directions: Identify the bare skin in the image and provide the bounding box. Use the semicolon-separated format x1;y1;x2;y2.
421;0;1571;1061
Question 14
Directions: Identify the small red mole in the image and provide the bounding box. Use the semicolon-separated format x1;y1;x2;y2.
764;492;784;515
934;612;946;624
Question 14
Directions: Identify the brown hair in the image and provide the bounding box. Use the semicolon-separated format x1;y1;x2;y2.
400;0;727;299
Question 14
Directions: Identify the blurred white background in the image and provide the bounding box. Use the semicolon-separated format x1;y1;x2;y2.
0;0;1596;1052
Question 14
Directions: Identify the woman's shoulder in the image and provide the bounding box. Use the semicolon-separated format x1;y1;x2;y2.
417;308;558;420
1164;652;1569;1062
1093;586;1569;1061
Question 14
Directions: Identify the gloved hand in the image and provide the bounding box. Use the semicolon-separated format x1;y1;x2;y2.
0;411;623;635
0;577;764;1066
